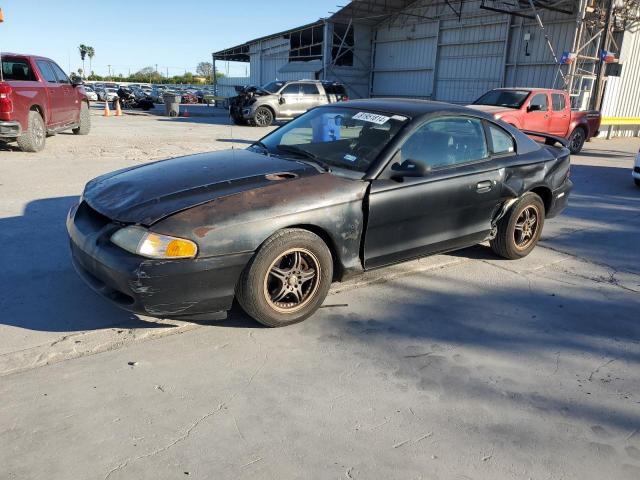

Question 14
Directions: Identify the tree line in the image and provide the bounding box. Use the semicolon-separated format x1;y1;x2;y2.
76;46;221;85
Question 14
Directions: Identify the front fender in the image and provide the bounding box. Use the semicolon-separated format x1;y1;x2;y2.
154;174;369;279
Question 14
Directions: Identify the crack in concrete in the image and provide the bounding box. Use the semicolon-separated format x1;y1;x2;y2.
103;361;267;480
588;358;616;382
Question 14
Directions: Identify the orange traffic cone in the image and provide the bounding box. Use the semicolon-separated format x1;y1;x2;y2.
182;107;189;118
103;99;111;117
114;98;122;116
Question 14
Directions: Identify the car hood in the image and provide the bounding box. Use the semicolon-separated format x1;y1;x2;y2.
466;104;513;116
83;149;317;225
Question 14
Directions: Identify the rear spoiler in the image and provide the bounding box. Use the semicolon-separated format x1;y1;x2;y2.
521;130;569;149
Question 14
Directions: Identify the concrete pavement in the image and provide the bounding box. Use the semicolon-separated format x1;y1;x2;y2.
0;113;639;479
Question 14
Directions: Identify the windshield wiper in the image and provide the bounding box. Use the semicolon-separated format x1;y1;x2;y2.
276;144;331;172
251;141;271;156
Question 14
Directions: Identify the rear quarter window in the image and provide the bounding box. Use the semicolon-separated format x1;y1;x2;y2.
1;58;37;81
552;93;566;111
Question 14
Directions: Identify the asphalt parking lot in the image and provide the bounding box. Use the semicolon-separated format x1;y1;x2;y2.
1;108;639;479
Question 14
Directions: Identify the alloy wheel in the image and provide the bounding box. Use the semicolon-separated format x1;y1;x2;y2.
255;108;272;127
514;205;540;250
263;248;320;313
571;130;584;152
33;119;45;149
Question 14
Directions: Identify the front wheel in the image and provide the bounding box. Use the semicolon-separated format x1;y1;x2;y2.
252;106;274;127
568;127;586;154
72;102;91;135
490;192;545;260
236;229;333;327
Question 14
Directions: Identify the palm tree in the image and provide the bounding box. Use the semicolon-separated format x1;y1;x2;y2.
86;46;95;76
78;44;88;78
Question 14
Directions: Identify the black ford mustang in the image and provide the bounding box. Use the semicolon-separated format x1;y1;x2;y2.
67;99;572;327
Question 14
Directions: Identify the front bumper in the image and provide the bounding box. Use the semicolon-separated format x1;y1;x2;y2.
229;100;256;119
67;202;253;319
0;121;21;138
546;178;573;219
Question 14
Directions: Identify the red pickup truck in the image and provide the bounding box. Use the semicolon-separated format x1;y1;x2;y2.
0;53;90;152
468;88;601;153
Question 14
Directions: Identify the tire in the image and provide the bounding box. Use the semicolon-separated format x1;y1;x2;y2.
635;178;640;187
568;127;586;154
252;106;274;127
237;229;333;327
16;110;46;152
490;192;545;260
72;102;91;135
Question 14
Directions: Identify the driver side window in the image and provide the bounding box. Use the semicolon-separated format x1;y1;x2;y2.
397;117;488;171
281;84;300;95
529;93;548;112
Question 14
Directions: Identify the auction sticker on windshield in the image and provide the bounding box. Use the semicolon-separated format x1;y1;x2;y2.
353;112;391;125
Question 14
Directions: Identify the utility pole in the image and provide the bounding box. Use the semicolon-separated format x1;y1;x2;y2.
591;0;615;110
107;64;112;81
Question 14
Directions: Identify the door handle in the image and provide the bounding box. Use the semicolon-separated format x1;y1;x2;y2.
476;181;493;193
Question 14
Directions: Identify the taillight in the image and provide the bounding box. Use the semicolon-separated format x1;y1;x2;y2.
0;84;13;114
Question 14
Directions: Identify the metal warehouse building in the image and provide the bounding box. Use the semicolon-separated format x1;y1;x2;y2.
214;0;640;134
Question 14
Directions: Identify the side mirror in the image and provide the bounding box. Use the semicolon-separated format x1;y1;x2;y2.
390;158;430;180
71;75;83;87
279;96;286;105
527;104;542;112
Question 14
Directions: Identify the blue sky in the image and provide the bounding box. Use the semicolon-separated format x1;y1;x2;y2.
0;0;339;77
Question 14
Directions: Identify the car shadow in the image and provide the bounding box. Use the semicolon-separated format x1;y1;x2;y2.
0;196;263;333
576;148;636;159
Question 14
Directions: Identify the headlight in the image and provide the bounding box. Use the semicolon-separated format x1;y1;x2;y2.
110;226;198;259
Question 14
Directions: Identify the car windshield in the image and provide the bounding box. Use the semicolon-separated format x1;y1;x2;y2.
256;107;408;174
474;90;530;108
261;81;285;93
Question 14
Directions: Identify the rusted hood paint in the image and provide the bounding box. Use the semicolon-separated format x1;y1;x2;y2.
83;149;317;225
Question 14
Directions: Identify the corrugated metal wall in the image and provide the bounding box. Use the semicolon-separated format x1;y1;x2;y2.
370;0;578;103
216;76;250;98
598;27;640;136
325;23;373;99
371;21;439;97
602;27;640;117
435;15;509;102
249;37;294;85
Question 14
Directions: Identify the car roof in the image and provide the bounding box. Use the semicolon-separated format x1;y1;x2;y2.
329;98;489;119
489;87;565;93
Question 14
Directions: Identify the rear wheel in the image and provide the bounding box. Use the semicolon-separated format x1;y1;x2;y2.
568;127;586;154
490;192;545;260
252;106;274;127
16;110;46;152
72;102;91;135
237;229;333;327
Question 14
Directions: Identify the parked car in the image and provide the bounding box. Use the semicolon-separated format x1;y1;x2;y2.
633;147;640;187
468;88;601;154
98;87;119;102
0;52;90;152
67;99;571;327
229;80;348;127
180;92;198;104
82;84;98;102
